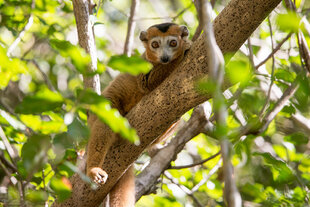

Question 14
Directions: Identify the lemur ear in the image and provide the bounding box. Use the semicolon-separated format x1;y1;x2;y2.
139;31;148;42
180;26;189;38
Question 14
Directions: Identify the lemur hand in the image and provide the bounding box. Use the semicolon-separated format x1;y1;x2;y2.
88;167;108;185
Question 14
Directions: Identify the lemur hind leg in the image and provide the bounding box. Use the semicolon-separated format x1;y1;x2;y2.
109;165;135;207
87;118;117;184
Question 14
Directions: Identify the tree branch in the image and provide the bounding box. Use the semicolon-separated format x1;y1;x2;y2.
255;33;292;70
72;0;101;94
6;15;34;57
169;151;220;170
135;102;213;201
123;0;139;56
164;171;204;207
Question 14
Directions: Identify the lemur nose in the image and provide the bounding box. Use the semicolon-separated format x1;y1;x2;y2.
161;56;170;63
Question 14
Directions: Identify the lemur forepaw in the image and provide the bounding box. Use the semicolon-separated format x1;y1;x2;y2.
88;167;108;185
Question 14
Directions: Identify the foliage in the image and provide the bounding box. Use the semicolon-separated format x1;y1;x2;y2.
0;0;309;206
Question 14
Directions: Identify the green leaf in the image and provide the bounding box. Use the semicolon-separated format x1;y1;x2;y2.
274;69;296;83
108;55;152;75
77;90;139;143
20;114;66;134
67;118;90;142
77;89;106;105
90;102;139;143
254;152;294;183
225;58;252;85
21;135;51;177
26;189;48;204
284;133;308;145
15;87;64;114
0;46;27;89
281;104;296;116
53;133;74;149
276;12;301;33
50;176;72;202
50;39;93;74
62;161;95;188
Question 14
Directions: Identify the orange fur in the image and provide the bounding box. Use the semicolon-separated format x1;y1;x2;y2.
86;23;191;206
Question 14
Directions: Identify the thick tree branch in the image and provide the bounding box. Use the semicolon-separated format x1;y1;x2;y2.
72;0;101;94
54;0;282;206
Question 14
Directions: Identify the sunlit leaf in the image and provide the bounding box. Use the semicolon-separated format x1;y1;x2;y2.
50;39;93;74
50;177;72;202
276;12;301;33
15;87;64;114
20;114;66;134
26;189;48;204
108;54;152;75
0;46;28;89
274;69;296;83
77;89;139;143
225;58;252;86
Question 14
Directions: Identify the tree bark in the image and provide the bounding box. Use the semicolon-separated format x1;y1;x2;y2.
73;0;101;95
53;0;281;206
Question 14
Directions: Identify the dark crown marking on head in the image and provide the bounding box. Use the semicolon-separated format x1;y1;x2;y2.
151;22;177;33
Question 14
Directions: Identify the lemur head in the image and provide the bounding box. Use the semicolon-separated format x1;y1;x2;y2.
139;23;189;65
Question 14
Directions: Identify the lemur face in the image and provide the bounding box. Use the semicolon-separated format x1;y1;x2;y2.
140;23;189;64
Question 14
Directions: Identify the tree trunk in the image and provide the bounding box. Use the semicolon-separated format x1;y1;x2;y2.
53;0;281;206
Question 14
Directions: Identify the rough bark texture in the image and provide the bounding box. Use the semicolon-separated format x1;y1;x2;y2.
54;0;281;206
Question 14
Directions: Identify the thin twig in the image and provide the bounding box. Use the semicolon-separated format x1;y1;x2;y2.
172;4;193;21
255;33;292;69
29;59;55;91
0;126;18;163
42;169;46;191
259;16;276;118
7;15;34;57
247;38;255;67
123;0;139;57
95;0;102;17
284;0;310;72
18;181;26;207
224;89;247;126
297;31;310;73
191;159;222;192
259;80;299;133
0;161;18;185
169;151;220;169
135;4;193;21
164;172;204;207
0;151;17;172
192;0;203;41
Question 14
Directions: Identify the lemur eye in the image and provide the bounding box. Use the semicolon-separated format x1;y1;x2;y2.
151;41;159;49
169;40;177;47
